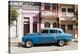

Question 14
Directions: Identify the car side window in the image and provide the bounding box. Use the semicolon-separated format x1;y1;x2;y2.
58;30;62;33
41;30;48;33
50;30;62;33
56;30;62;33
50;30;56;33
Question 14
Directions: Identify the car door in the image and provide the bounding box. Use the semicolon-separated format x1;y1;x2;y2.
49;30;57;43
39;29;50;44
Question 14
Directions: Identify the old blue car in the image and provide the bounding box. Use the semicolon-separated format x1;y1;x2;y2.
22;28;73;48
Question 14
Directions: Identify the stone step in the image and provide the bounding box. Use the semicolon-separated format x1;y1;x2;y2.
10;42;19;46
9;37;20;46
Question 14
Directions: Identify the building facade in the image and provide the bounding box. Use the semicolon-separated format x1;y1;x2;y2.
41;3;59;29
58;4;78;38
9;1;78;40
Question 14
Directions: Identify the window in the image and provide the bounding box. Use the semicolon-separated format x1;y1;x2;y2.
58;30;62;33
44;22;50;28
50;30;56;33
50;30;62;33
45;3;51;10
32;2;41;6
68;8;74;12
56;30;62;33
53;23;57;28
62;8;66;12
23;17;29;24
41;30;48;33
67;25;73;30
52;4;57;10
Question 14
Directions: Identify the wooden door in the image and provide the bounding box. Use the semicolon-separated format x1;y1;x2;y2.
23;17;30;35
61;24;65;32
33;22;37;33
24;24;30;35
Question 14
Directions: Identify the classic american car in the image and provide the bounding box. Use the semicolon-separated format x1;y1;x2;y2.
22;28;73;48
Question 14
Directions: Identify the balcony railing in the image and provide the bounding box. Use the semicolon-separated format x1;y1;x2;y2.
59;12;74;18
21;5;40;10
41;11;57;17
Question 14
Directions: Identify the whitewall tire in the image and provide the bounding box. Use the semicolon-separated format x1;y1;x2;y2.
58;40;65;47
25;40;33;48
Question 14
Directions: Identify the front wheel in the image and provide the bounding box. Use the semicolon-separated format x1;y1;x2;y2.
57;40;65;47
25;40;33;48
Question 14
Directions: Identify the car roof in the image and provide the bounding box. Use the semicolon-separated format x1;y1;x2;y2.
41;28;63;31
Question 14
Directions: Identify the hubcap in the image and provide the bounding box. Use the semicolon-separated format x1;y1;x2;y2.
26;41;32;47
59;40;64;46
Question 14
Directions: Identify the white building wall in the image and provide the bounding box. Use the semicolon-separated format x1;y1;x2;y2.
10;20;16;38
41;23;44;29
17;9;23;41
10;24;16;38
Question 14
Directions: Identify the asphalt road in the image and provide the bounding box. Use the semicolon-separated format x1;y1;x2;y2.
10;41;78;54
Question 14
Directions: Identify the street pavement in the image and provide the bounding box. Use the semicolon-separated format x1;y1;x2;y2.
10;41;78;54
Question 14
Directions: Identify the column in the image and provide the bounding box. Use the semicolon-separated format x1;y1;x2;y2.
41;23;44;29
50;3;52;11
30;16;33;33
41;3;44;10
37;23;40;32
17;9;23;41
65;25;67;32
51;23;53;28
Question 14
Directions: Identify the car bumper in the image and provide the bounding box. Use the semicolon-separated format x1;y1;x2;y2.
21;42;25;45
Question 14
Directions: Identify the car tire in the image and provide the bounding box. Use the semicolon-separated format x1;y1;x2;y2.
25;40;33;48
57;40;65;47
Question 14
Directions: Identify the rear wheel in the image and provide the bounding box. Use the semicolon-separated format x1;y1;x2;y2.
25;40;33;48
57;40;65;47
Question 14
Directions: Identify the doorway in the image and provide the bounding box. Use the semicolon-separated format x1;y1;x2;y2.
61;24;65;32
23;17;30;35
33;22;37;33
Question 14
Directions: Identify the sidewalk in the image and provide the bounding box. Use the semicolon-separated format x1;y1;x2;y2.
72;38;78;42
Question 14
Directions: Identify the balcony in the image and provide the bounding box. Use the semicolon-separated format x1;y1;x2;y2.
21;5;40;10
41;11;57;18
59;12;74;17
60;17;76;21
59;11;76;21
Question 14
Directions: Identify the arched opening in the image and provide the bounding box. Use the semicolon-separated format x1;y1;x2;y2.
44;22;50;28
53;23;57;28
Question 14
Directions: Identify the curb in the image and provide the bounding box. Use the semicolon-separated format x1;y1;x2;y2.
71;39;78;42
